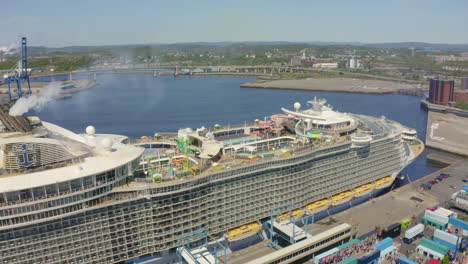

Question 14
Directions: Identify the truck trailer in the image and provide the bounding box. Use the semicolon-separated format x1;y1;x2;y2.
403;224;424;244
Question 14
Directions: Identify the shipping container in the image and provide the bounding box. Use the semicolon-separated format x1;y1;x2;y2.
404;224;424;243
448;217;468;234
434;207;456;218
433;229;458;245
424;210;449;224
432;237;458;251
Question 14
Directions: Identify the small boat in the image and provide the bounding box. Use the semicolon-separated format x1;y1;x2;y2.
331;191;354;205
305;199;332;213
226;221;262;242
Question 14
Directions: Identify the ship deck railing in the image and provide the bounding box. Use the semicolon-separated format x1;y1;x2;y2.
119;141;354;195
129;133;178;144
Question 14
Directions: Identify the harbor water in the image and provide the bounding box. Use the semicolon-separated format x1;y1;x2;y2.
31;74;438;183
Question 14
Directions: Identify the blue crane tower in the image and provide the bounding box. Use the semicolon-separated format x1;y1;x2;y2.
5;37;32;102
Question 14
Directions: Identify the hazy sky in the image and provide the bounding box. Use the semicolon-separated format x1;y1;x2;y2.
1;0;468;47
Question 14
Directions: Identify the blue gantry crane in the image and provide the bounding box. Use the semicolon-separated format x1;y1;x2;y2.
4;37;32;102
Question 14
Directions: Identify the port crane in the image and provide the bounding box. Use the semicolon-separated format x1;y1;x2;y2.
3;37;32;101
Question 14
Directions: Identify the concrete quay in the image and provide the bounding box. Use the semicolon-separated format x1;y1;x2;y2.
422;100;468;157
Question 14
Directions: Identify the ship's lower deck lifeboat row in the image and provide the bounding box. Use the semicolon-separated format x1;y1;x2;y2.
374;176;394;189
226;221;262;242
225;176;394;239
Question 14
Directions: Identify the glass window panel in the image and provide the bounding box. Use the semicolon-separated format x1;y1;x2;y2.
32;187;46;199
58;182;70;193
84;177;93;187
6;191;19;203
70;179;82;191
19;189;32;200
45;184;58;196
96;173;106;186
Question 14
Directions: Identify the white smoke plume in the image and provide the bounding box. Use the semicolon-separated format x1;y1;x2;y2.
0;41;19;55
9;82;62;116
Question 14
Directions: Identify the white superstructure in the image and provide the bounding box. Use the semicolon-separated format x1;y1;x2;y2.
0;98;424;264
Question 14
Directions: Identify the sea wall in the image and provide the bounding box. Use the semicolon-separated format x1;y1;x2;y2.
424;101;468;156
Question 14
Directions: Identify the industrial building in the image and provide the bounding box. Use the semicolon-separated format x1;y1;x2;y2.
454;90;468;104
460;77;468;90
312;62;338;69
428;79;454;105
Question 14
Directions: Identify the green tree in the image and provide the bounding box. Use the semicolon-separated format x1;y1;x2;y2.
441;255;450;264
455;101;468;110
338;60;346;69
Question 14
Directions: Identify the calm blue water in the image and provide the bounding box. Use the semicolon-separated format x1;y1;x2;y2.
30;74;437;181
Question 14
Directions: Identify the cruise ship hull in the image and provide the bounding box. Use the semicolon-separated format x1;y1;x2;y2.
224;184;391;252
0;101;424;264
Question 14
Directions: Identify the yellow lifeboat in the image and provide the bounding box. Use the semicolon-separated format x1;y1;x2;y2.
227;221;262;241
331;191;354;204
278;208;305;222
375;176;394;188
354;183;375;195
305;199;332;212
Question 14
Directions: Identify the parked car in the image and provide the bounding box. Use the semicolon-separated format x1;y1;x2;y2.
440;174;449;179
450;185;457;189
435;176;443;181
440;173;450;177
428;181;437;185
463;179;468;183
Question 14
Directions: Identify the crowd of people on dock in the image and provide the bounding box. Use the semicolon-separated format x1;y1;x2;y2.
316;233;378;264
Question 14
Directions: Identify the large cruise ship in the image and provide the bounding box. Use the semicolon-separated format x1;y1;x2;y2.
0;98;423;264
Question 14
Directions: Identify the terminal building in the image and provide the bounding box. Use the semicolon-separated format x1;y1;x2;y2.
244;223;359;264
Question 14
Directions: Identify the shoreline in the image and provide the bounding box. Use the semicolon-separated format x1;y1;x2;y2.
240;78;427;94
29;70;273;78
0;79;97;103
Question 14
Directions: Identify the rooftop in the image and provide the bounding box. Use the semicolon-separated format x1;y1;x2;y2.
0;116;144;192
